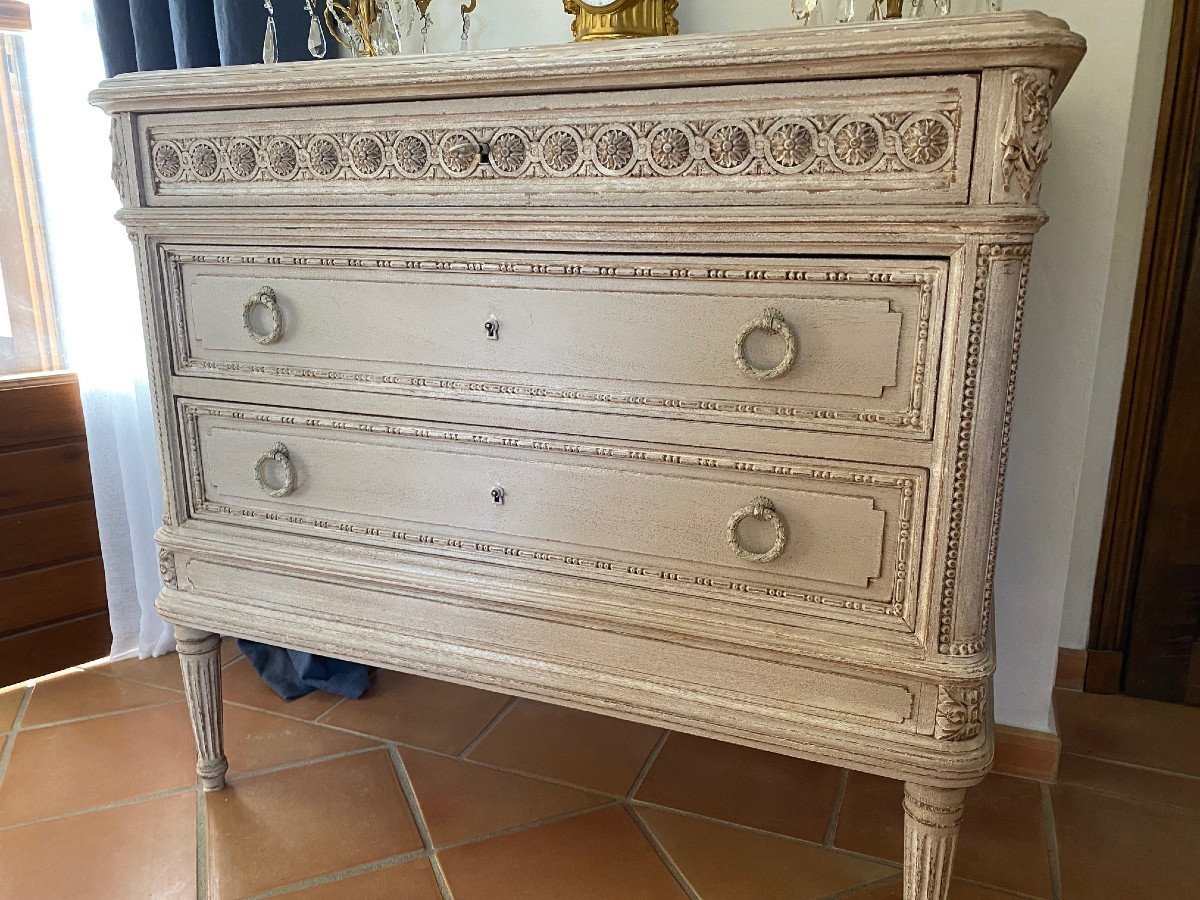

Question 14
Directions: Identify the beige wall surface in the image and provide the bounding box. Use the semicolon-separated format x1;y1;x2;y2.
396;0;1171;733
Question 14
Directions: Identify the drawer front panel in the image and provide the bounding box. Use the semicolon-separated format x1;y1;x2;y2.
139;77;977;207
179;401;927;635
168;552;924;736
166;249;946;440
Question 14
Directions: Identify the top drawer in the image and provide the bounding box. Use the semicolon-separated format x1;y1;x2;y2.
137;76;977;208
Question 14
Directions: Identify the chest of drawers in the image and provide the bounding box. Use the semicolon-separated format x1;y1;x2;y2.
94;13;1083;898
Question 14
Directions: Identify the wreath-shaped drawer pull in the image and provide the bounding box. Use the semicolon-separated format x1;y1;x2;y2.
735;306;796;381
254;443;296;497
243;286;284;345
726;496;787;563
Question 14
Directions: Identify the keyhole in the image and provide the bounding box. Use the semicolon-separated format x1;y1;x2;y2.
491;486;505;505
485;317;500;340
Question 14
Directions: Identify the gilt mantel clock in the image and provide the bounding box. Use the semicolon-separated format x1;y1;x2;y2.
563;0;678;41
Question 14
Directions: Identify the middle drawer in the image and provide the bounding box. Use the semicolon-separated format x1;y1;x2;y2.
162;248;946;441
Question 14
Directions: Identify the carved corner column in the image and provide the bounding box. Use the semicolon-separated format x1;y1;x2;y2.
902;783;967;900
175;625;228;791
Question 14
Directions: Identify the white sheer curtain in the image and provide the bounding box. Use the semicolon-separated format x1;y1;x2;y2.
25;1;173;658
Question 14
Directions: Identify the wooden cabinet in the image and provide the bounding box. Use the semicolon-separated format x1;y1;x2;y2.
94;13;1084;898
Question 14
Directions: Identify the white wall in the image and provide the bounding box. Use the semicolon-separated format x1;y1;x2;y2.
993;0;1171;730
429;1;1171;732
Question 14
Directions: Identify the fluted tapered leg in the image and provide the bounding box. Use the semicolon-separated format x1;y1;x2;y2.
175;625;228;791
903;783;967;900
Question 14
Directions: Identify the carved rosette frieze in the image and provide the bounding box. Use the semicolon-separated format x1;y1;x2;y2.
933;683;986;741
939;244;1031;656
999;69;1053;203
158;548;178;589
146;108;961;189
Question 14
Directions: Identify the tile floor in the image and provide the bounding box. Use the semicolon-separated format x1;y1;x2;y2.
1;647;1198;899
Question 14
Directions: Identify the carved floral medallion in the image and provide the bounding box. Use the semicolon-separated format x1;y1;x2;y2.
188;141;219;179
394;134;430;175
706;122;753;173
900;115;952;168
934;684;986;741
349;134;385;177
488;130;530;176
540;127;583;174
306;136;341;178
767;120;816;171
648;124;693;173
266;138;299;178
831;118;883;169
593;125;637;174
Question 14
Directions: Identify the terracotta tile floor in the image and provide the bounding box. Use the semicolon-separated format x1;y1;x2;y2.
1;652;1198;899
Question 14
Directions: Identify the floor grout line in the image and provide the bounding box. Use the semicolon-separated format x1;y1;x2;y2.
627;729;670;799
824;872;901;899
17;698;184;732
0;684;32;792
248;850;433;899
85;666;184;693
312;694;349;724
0;784;198;832
824;768;850;848
195;785;208;900
457;696;517;759
225;746;385;785
627;803;702;900
225;698;622;799
385;744;457;900
434;800;619;853
428;852;455;900
1058;750;1200;782
626;795;905;870
1041;781;1063;900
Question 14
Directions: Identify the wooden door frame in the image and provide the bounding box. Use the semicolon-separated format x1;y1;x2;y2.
1087;0;1200;692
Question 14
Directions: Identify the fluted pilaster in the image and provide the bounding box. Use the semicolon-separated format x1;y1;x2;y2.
903;783;967;900
175;625;228;791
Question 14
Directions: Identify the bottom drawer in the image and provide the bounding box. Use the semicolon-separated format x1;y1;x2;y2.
178;399;928;644
156;544;992;785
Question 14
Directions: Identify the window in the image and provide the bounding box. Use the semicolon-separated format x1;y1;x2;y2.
0;2;61;375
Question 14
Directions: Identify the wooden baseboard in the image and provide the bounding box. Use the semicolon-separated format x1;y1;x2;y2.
1055;647;1088;691
993;724;1061;782
1083;649;1124;694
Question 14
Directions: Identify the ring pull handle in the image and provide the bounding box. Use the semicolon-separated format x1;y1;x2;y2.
254;443;296;498
726;496;787;563
735;307;796;381
243;286;284;345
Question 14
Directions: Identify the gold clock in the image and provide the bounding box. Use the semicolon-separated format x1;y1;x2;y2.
563;0;679;42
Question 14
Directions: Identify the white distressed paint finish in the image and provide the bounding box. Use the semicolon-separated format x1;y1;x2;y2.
97;13;1083;898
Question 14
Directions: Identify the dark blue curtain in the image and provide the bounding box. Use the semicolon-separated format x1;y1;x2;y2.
94;0;319;77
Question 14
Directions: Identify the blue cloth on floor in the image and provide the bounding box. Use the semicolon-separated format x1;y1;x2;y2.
237;640;371;701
